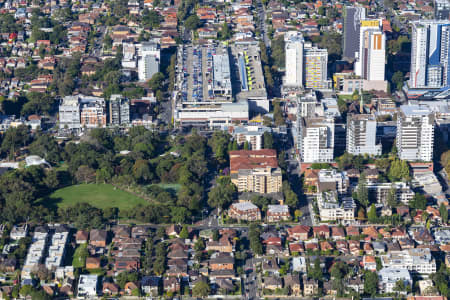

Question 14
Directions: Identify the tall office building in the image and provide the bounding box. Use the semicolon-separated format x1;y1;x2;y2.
298;117;335;163
397;105;435;162
346;114;381;156
409;20;450;91
343;6;366;60
355;19;386;81
109;94;130;125
304;45;328;89
284;31;304;88
435;0;450;20
138;40;160;82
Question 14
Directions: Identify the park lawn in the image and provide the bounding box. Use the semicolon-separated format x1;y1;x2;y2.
45;184;148;210
72;243;88;268
155;183;182;193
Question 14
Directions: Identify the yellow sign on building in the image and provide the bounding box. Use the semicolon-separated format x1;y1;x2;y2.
360;20;380;27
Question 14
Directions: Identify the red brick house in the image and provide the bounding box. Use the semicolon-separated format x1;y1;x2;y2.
287;225;310;240
313;225;330;238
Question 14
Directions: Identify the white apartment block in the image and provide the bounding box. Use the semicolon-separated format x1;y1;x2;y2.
77;275;98;299
231;125;271;150
304;45;328;89
381;248;437;274
59;95;106;129
318;169;349;195
378;268;412;294
346;114;381;156
22;231;48;279
397;105;435;161
138;40;160;82
355;19;386;81
45;232;69;270
409;20;450;89
367;182;415;205
317;191;356;222
298;117;334;163
122;42;137;68
284;31;304;88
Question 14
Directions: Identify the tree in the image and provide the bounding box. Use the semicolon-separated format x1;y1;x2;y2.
264;65;274;89
207;176;236;210
248;224;263;255
330;261;348;279
192;281;210;297
357;173;369;207
368;204;377;223
283;181;298;208
364;271;378;296
148;72;165;90
440;203;448;224
103;34;113;49
388;159;410;182
132;160;153;184
392;71;404;91
263;131;274;149
410;193;427;210
179;226;189;239
171;206;191;224
243;140;249;150
273;100;285;126
219;22;231;40
185;15;200;31
394;279;406;294
387;184;398;208
75;165;96;184
194;237;205;252
309;258;323;281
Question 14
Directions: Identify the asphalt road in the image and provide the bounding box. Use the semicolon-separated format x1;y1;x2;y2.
255;0;270;48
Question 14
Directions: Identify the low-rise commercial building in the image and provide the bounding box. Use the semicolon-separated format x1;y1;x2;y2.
378;268;412;294
381;248;437;274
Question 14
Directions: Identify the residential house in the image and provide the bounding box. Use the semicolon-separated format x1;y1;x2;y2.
86;257;101;270
414;229;435;244
266;205;290;222
363;256;377;271
10;224;28;240
289;243;305;254
124;282;139;295
114;257;140;273
348;240;361;256
89;229;107;248
346;226;360;237
141;276;160;296
336;240;349;254
262;257;279;274
228;202;261;221
285;274;301;295
75;230;89;244
262;276;282;291
348;277;364;293
206;236;233;253
209;253;234;271
292;256;307;272
313;225;330;238
331;227;346;240
303;277;319;296
163;277;180;293
287;225;310;240
102;282;119;296
166;224;181;237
